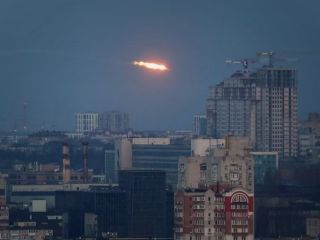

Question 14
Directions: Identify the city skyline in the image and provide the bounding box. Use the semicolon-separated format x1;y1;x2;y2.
0;0;320;131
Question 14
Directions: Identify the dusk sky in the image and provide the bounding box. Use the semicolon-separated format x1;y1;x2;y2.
1;0;320;131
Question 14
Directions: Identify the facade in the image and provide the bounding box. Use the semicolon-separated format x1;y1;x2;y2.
178;156;205;189
175;187;254;240
206;72;257;139
115;138;133;171
105;149;117;183
179;136;254;193
191;138;225;157
206;65;298;159
251;152;278;185
0;206;8;230
75;112;99;134
132;141;190;189
8;184;109;209
114;138;190;188
118;170;173;238
193;115;207;137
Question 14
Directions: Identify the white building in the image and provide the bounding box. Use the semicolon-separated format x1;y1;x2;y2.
75;112;99;134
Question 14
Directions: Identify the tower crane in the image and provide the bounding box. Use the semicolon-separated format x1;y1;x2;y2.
225;52;298;71
225;58;258;72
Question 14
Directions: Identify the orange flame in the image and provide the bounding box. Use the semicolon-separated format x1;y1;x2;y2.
133;60;168;71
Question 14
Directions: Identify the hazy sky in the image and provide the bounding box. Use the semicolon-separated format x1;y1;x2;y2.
0;0;320;131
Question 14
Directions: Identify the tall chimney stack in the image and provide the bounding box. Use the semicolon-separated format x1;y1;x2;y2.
82;142;89;183
62;143;71;183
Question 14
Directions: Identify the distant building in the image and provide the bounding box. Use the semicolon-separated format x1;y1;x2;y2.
251;151;278;185
75;112;99;134
299;112;320;159
175;187;254;240
192;114;207;137
118;170;173;238
99;111;129;133
206;64;298;159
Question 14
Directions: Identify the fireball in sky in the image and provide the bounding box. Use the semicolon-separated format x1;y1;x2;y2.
133;60;168;71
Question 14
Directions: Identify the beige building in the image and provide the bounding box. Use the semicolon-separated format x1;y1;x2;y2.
178;156;205;189
191;138;225;157
178;136;254;193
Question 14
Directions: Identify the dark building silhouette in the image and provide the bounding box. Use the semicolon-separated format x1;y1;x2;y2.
55;186;127;239
119;170;173;238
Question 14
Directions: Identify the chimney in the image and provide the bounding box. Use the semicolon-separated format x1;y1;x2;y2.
62;143;71;183
82;142;89;183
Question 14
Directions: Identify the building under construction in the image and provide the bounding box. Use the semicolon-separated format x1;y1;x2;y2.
206;52;298;159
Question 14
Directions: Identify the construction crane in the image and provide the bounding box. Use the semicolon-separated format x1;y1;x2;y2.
225;58;258;72
225;52;298;70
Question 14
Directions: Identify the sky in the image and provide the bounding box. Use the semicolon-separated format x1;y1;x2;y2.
0;0;320;131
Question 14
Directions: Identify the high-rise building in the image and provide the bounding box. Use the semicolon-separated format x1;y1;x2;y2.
193;114;207;137
206;64;298;159
75;112;99;134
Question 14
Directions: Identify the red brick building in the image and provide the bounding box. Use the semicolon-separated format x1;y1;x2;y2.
175;186;254;240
